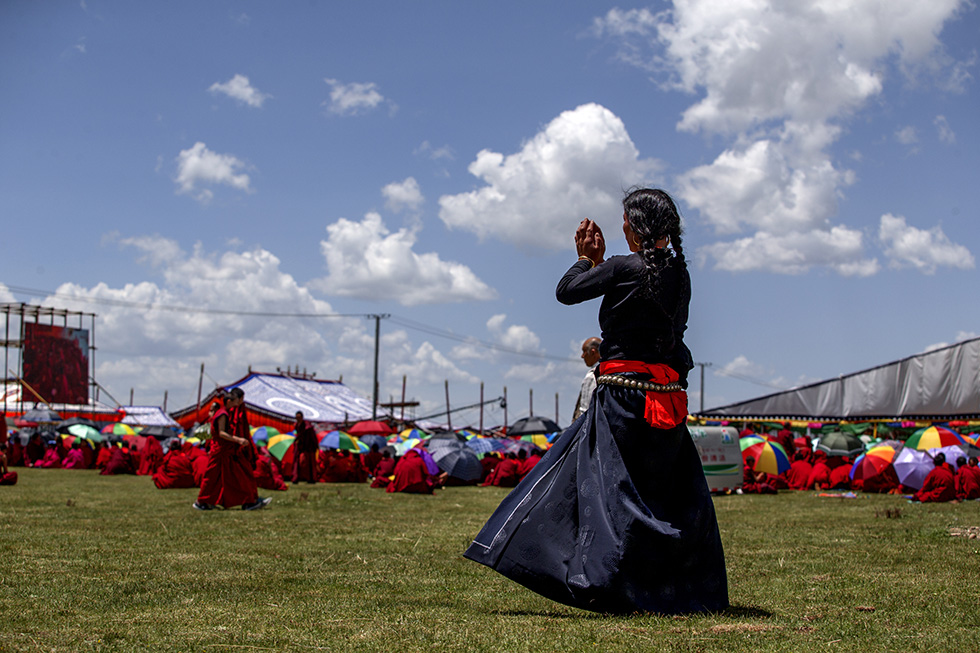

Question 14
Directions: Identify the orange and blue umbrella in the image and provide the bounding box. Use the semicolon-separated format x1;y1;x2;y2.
741;439;790;475
905;426;964;450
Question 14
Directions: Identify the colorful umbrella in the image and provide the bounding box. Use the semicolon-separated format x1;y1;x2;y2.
267;433;296;462
101;423;137;436
520;434;551;450
905;426;964;451
741;440;790;475
739;435;767;451
926;445;980;470
250;426;280;445
503;439;539;455
319;430;367;452
849;446;897;481
398;428;428;441
455;428;480;440
815;431;864;457
394;438;424;456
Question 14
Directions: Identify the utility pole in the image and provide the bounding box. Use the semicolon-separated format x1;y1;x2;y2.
369;314;390;419
695;362;712;413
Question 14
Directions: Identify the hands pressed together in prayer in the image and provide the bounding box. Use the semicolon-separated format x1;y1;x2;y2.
576;219;605;267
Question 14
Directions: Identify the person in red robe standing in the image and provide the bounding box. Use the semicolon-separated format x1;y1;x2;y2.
291;411;318;484
481;452;520;487
137;435;165;476
153;444;197;489
914;453;957;503
0;449;17;485
194;393;269;511
100;443;137;475
369;451;396;488
254;447;289;492
806;451;832;490
386;449;434;494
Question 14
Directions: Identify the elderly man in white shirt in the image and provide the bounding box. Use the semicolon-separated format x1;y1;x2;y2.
572;337;601;420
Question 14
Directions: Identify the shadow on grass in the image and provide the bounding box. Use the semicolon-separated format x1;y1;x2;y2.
492;604;774;620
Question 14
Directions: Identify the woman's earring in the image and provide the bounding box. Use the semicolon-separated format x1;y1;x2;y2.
633;235;642;248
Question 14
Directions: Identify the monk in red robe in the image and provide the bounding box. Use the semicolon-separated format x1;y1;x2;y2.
481;452;520;487
386;449;434;494
480;453;500;482
0;449;17;485
773;423;795;460
860;465;900;493
828;457;853;490
95;443;113;470
25;434;45;467
194;393;268;511
518;449;541;480
740;458;777;494
955;456;980;500
291;411;318;484
137;435;165;476
254;448;289;492
62;442;87;469
363;444;384;477
153;446;197;489
914;453;957;503
5;438;23;467
806;451;832;490
100;443;136;475
369;451;396;488
37;444;63;468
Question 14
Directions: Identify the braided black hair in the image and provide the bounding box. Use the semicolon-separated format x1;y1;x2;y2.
622;188;687;297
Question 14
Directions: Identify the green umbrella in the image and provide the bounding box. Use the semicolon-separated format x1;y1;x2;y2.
67;423;104;442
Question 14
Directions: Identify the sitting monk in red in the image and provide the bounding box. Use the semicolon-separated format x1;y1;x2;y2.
386;449;434;494
806;451;832;490
481;452;520;487
955;456;980;501
740;456;777;494
100;443;137;475
0;449;17;486
369;450;396;488
914;453;957;503
153;444;197;489
254;447;289;492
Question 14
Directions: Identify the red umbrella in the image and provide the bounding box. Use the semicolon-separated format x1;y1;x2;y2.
346;420;394;436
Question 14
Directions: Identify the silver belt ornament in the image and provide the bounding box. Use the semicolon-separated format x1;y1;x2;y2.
596;374;683;393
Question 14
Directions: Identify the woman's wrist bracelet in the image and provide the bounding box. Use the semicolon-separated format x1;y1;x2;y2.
577;255;595;268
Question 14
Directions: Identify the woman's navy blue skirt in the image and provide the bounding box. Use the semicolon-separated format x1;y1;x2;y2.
464;380;729;614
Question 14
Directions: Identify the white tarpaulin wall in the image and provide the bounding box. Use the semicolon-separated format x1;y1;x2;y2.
701;337;980;420
229;373;374;423
120;405;181;427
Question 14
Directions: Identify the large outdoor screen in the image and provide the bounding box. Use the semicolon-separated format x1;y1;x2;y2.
22;323;89;405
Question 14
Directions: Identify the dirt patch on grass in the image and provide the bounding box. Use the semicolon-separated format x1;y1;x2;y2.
949;526;980;539
709;623;782;633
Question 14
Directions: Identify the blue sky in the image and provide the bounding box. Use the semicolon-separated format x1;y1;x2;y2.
2;1;978;428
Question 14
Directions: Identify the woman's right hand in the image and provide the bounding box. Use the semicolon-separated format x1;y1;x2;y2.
575;219;605;265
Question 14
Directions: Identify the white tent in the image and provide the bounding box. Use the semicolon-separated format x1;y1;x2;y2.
700;337;980;421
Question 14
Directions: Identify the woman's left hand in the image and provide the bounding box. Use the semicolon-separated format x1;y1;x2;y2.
575;219;605;265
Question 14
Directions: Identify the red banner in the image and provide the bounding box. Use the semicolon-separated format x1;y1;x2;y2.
22;323;89;405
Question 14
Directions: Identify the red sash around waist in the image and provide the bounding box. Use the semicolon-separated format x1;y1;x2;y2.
598;360;688;429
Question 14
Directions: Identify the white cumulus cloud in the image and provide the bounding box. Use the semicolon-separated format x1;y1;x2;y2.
323;78;389;116
438;103;661;250
382;177;424;213
487;314;541;353
879;213;975;273
312;212;496;306
934;115;957;144
208;74;271;108
593;0;970;275
174;142;252;203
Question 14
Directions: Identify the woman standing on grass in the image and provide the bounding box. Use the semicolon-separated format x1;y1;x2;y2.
464;188;728;614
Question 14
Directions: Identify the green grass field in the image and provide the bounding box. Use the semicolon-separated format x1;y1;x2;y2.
1;468;979;652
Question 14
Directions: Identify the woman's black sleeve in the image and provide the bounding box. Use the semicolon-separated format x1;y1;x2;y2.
556;259;614;305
